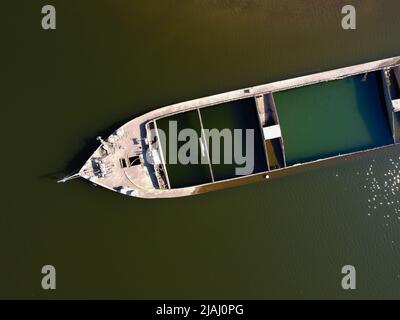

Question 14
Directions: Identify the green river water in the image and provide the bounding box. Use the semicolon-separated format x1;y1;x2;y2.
2;0;400;299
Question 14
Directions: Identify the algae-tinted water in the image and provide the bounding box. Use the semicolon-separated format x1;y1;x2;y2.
200;98;268;181
156;110;212;188
275;72;393;165
157;98;268;187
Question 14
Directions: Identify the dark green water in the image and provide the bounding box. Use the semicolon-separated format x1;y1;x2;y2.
157;110;212;188
158;98;268;187
201;98;268;181
2;0;400;299
275;72;393;165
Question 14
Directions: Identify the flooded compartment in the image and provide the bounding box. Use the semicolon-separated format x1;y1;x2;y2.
273;71;393;166
200;98;269;181
156;98;269;188
156;110;213;188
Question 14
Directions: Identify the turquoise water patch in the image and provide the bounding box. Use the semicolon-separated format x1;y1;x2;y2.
274;72;393;165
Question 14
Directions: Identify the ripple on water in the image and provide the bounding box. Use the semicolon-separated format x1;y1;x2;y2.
365;156;400;226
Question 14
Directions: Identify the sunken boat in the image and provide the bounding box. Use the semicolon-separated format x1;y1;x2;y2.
59;56;400;198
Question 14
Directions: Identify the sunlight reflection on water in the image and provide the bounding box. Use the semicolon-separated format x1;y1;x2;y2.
365;156;400;225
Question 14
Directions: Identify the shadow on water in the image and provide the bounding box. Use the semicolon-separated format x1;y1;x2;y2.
40;111;147;180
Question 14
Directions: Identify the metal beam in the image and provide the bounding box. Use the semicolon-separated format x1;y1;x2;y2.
153;120;172;189
197;108;215;182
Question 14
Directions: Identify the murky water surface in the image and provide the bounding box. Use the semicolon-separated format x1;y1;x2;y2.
1;0;400;298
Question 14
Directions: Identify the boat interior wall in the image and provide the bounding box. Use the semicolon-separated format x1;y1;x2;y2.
266;138;286;170
139;121;166;189
394;67;400;90
395;117;400;145
389;69;400;100
255;95;267;126
382;70;395;140
256;93;287;170
149;121;171;189
381;68;400;143
394;112;400;144
255;94;280;127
